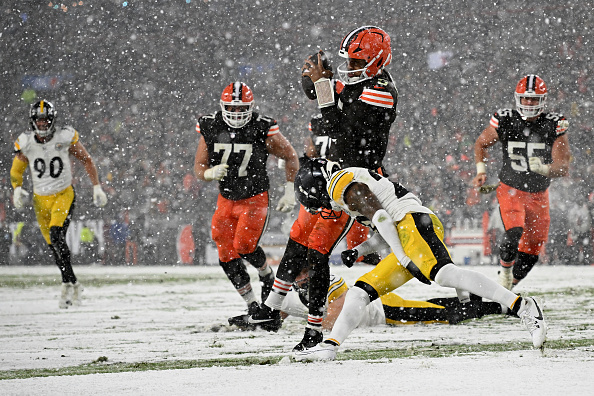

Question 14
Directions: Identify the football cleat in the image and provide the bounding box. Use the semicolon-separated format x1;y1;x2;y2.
246;304;283;332
293;340;337;362
518;297;547;349
71;283;82;306
228;314;257;331
292;327;323;352
59;282;73;309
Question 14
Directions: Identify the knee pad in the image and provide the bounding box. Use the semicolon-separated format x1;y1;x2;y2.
239;246;267;269
499;227;523;262
513;252;539;280
276;239;308;282
219;258;250;289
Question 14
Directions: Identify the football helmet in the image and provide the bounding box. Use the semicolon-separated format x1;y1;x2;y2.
29;99;57;138
337;26;392;84
220;82;254;128
294;158;341;218
514;75;547;118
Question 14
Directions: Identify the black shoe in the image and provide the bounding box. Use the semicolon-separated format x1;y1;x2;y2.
361;253;381;266
247;301;260;316
259;270;275;304
247;304;283;332
293;327;323;352
228;314;256;330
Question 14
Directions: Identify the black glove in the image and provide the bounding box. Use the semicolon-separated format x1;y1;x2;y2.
341;249;359;268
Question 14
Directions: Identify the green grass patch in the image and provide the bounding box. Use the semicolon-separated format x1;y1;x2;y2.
1;338;592;381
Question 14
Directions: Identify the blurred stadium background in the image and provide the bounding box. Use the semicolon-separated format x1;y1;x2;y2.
0;0;591;266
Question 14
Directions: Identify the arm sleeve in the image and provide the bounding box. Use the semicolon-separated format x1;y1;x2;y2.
10;156;28;189
371;209;411;266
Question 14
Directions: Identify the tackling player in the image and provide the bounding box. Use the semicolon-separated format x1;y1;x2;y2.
291;158;547;361
473;75;571;289
10;99;108;308
229;269;510;331
194;81;299;315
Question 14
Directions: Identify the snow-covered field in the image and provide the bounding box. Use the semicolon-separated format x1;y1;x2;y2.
1;263;593;395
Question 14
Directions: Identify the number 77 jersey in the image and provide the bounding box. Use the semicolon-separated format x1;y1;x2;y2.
14;126;77;196
491;108;568;193
197;111;278;200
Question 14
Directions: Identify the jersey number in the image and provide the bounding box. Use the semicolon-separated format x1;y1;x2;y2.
314;136;334;158
33;157;64;179
508;141;546;171
213;143;253;177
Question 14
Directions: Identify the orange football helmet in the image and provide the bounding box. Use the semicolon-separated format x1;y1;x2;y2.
337;26;391;84
515;75;547;118
220;82;254;128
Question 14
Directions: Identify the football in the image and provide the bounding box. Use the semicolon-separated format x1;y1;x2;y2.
301;50;332;100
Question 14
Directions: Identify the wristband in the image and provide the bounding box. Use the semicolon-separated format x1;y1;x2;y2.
476;162;486;175
314;78;334;108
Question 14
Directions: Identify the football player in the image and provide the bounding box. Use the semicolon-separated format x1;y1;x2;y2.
291;158;547;361
10;99;108;308
229;269;509;331
251;26;399;352
304;115;380;266
473;75;572;289
194;82;299;315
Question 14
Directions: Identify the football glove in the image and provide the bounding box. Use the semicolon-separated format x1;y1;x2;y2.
276;182;296;212
341;249;359;268
204;164;229;181
13;186;29;209
93;185;108;207
478;183;499;194
528;157;550;177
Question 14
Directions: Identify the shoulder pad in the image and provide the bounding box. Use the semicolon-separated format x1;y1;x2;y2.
59;126;78;144
494;108;515;118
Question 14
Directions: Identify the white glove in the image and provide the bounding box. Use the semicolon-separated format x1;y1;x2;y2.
13;187;29;209
203;164;229;181
93;185;108;207
529;157;550;177
276;181;296;212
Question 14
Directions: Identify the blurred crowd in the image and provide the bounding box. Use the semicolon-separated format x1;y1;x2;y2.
0;0;591;265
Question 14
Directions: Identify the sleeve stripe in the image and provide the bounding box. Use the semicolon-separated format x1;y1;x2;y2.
195;123;201;134
489;116;499;129
328;170;354;205
308;122;313;132
360;89;394;108
267;124;280;136
72;130;80;144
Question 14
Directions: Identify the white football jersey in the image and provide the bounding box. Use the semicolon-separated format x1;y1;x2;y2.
14;126;79;196
327;167;433;222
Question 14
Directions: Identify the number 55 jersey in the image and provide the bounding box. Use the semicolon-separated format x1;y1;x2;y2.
14;126;78;196
490;108;568;193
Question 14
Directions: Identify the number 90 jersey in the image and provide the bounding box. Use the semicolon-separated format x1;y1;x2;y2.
14;126;78;196
491;109;568;193
197;111;278;200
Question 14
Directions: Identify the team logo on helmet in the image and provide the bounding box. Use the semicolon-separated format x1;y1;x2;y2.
337;26;392;84
220;82;255;128
514;75;547;119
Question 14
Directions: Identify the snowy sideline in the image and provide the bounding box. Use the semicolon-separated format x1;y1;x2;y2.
1;264;593;395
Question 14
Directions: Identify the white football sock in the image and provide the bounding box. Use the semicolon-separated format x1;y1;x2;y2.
327;286;370;346
435;264;517;308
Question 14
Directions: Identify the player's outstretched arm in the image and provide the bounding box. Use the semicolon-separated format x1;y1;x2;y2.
473;124;499;188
